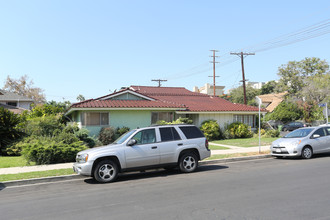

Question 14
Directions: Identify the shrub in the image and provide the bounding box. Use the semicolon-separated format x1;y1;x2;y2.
75;128;96;148
0;107;24;154
98;127;116;145
24;115;63;136
173;117;193;124
263;129;280;138
224;122;253;139
21;137;87;164
156;117;193;125
116;126;130;137
200;120;220;141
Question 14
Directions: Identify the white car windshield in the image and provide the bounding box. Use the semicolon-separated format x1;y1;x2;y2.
113;129;136;144
284;128;314;138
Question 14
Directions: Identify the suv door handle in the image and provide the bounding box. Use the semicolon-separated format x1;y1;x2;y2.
177;143;183;146
151;146;158;149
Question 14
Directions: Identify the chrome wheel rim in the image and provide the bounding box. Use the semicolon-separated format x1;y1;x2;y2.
303;148;312;159
98;164;115;181
183;156;196;171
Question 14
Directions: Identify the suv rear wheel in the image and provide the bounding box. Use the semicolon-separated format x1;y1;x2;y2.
93;160;118;183
179;152;198;173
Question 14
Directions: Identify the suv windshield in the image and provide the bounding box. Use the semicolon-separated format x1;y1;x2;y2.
284;128;314;138
113;129;136;144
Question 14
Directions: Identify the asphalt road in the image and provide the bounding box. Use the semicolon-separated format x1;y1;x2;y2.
1;155;330;220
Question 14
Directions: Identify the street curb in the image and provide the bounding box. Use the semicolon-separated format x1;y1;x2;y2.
0;174;84;188
0;154;272;188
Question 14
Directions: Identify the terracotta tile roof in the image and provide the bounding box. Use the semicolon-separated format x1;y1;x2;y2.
70;99;185;109
130;85;207;96
69;86;266;112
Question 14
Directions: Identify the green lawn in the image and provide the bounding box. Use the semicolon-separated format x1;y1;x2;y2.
0;156;35;168
0;169;75;182
209;144;230;150
212;137;278;147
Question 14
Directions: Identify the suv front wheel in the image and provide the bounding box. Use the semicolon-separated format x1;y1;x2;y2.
179;152;198;173
93;160;119;183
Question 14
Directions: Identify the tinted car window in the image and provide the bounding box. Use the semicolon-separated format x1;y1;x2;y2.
179;126;204;139
325;127;330;135
160;127;181;142
132;129;156;144
313;128;326;137
172;127;181;140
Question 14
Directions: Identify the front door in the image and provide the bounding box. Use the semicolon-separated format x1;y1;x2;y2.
125;128;160;168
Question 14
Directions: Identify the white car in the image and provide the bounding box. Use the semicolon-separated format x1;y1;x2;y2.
271;126;330;159
73;124;211;183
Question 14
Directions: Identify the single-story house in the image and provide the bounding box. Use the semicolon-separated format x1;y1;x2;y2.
0;89;34;113
66;86;267;136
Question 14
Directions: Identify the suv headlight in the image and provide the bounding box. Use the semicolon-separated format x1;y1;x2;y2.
76;154;89;163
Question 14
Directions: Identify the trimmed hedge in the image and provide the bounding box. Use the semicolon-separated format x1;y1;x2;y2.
224;122;253;139
22;138;87;165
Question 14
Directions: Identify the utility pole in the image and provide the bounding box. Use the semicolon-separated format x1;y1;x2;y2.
151;79;167;87
209;50;219;96
230;52;255;105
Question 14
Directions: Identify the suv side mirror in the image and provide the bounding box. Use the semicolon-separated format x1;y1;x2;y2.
127;139;137;146
312;134;320;139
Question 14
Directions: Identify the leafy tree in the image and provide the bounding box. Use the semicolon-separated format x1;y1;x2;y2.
228;85;260;106
300;73;330;104
76;94;85;102
264;102;302;123
277;57;329;96
47;100;71;112
0;108;24;154
260;80;278;95
3;75;46;103
27;103;66;118
297;101;324;123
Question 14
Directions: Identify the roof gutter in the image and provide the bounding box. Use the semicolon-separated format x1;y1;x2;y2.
66;107;186;115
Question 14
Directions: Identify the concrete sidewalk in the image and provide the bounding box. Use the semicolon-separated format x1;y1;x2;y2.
0;144;270;175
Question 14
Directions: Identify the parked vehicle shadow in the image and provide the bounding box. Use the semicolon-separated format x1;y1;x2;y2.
84;164;228;184
0;183;5;191
273;152;330;160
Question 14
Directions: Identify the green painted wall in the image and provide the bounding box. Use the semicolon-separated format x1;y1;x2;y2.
110;110;151;129
73;110;170;137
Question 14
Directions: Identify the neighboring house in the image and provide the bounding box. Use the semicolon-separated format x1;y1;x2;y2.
257;92;287;112
66;86;267;136
193;83;225;96
0;90;34;113
246;81;265;89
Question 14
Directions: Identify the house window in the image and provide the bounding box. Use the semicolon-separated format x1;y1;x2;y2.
151;112;174;124
81;112;109;126
7;102;17;107
233;115;255;128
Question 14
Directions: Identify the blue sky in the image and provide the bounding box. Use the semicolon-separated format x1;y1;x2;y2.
0;0;329;102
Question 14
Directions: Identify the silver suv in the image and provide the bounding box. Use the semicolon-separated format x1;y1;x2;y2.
73;124;211;183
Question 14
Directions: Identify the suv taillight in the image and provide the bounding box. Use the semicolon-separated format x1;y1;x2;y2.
205;139;209;150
